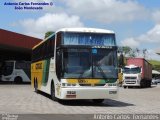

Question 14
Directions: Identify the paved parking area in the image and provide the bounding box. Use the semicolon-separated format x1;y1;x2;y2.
0;84;160;114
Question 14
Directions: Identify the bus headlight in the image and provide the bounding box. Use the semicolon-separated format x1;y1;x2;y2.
107;83;117;86
105;83;118;87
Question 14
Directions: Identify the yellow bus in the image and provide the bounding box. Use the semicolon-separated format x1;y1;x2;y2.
31;28;118;103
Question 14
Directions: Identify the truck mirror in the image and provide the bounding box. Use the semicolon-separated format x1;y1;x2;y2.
121;68;123;73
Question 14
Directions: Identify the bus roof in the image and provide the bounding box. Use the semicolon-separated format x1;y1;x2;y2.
57;28;114;34
32;28;115;50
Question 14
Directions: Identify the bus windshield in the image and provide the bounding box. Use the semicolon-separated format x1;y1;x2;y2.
62;48;117;79
123;67;141;74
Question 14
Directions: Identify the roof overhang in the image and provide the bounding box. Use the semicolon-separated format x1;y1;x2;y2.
152;70;160;74
0;29;42;50
156;49;160;55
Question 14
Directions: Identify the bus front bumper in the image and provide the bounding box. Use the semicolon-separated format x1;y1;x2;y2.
59;87;118;100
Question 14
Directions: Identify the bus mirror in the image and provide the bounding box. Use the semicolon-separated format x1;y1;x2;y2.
57;51;60;56
56;50;62;80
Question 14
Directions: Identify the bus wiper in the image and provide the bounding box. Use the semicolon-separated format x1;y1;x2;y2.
78;71;85;78
95;63;107;79
78;67;92;78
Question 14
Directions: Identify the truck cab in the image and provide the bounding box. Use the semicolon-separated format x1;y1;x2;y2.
122;65;142;88
122;58;152;88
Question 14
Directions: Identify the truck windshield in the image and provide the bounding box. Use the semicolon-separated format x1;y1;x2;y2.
123;67;141;74
62;48;117;79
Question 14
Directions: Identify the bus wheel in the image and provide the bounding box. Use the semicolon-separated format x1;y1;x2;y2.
51;82;57;101
34;80;38;93
14;77;22;84
92;99;104;104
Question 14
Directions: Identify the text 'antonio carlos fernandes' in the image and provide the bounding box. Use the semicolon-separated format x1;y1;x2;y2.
93;114;159;120
4;2;49;6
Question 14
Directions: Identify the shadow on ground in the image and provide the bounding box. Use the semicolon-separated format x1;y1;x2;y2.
121;85;158;89
37;90;135;107
0;81;30;85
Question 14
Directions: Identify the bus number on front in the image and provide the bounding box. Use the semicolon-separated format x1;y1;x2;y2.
78;79;88;83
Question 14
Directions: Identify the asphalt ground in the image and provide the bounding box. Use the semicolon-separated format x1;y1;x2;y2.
0;84;160;120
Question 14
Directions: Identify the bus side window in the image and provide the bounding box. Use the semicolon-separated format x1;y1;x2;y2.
32;35;56;61
47;36;55;57
48;40;52;57
41;43;45;60
46;40;49;58
51;38;55;56
33;47;40;61
36;47;40;61
32;49;35;62
32;48;36;62
44;41;48;59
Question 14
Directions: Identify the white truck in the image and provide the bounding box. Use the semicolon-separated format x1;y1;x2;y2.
122;58;152;88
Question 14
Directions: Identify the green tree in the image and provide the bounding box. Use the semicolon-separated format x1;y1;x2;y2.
128;49;136;58
122;46;132;56
135;48;140;57
118;46;137;67
119;53;124;67
143;49;147;59
44;31;54;39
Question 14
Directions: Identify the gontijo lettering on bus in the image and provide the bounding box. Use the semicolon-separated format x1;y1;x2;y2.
35;63;42;69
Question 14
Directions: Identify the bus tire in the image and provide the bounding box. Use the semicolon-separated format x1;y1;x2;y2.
51;81;57;101
34;80;38;93
14;76;23;84
92;99;104;104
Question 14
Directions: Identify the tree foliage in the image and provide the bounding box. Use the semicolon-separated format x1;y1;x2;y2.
118;46;149;67
119;46;148;58
44;31;54;39
149;60;160;71
122;46;132;56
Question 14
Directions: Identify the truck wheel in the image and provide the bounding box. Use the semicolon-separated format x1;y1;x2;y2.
51;81;57;101
140;81;145;88
92;99;104;104
123;86;127;89
145;81;148;88
14;77;23;84
148;81;151;87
